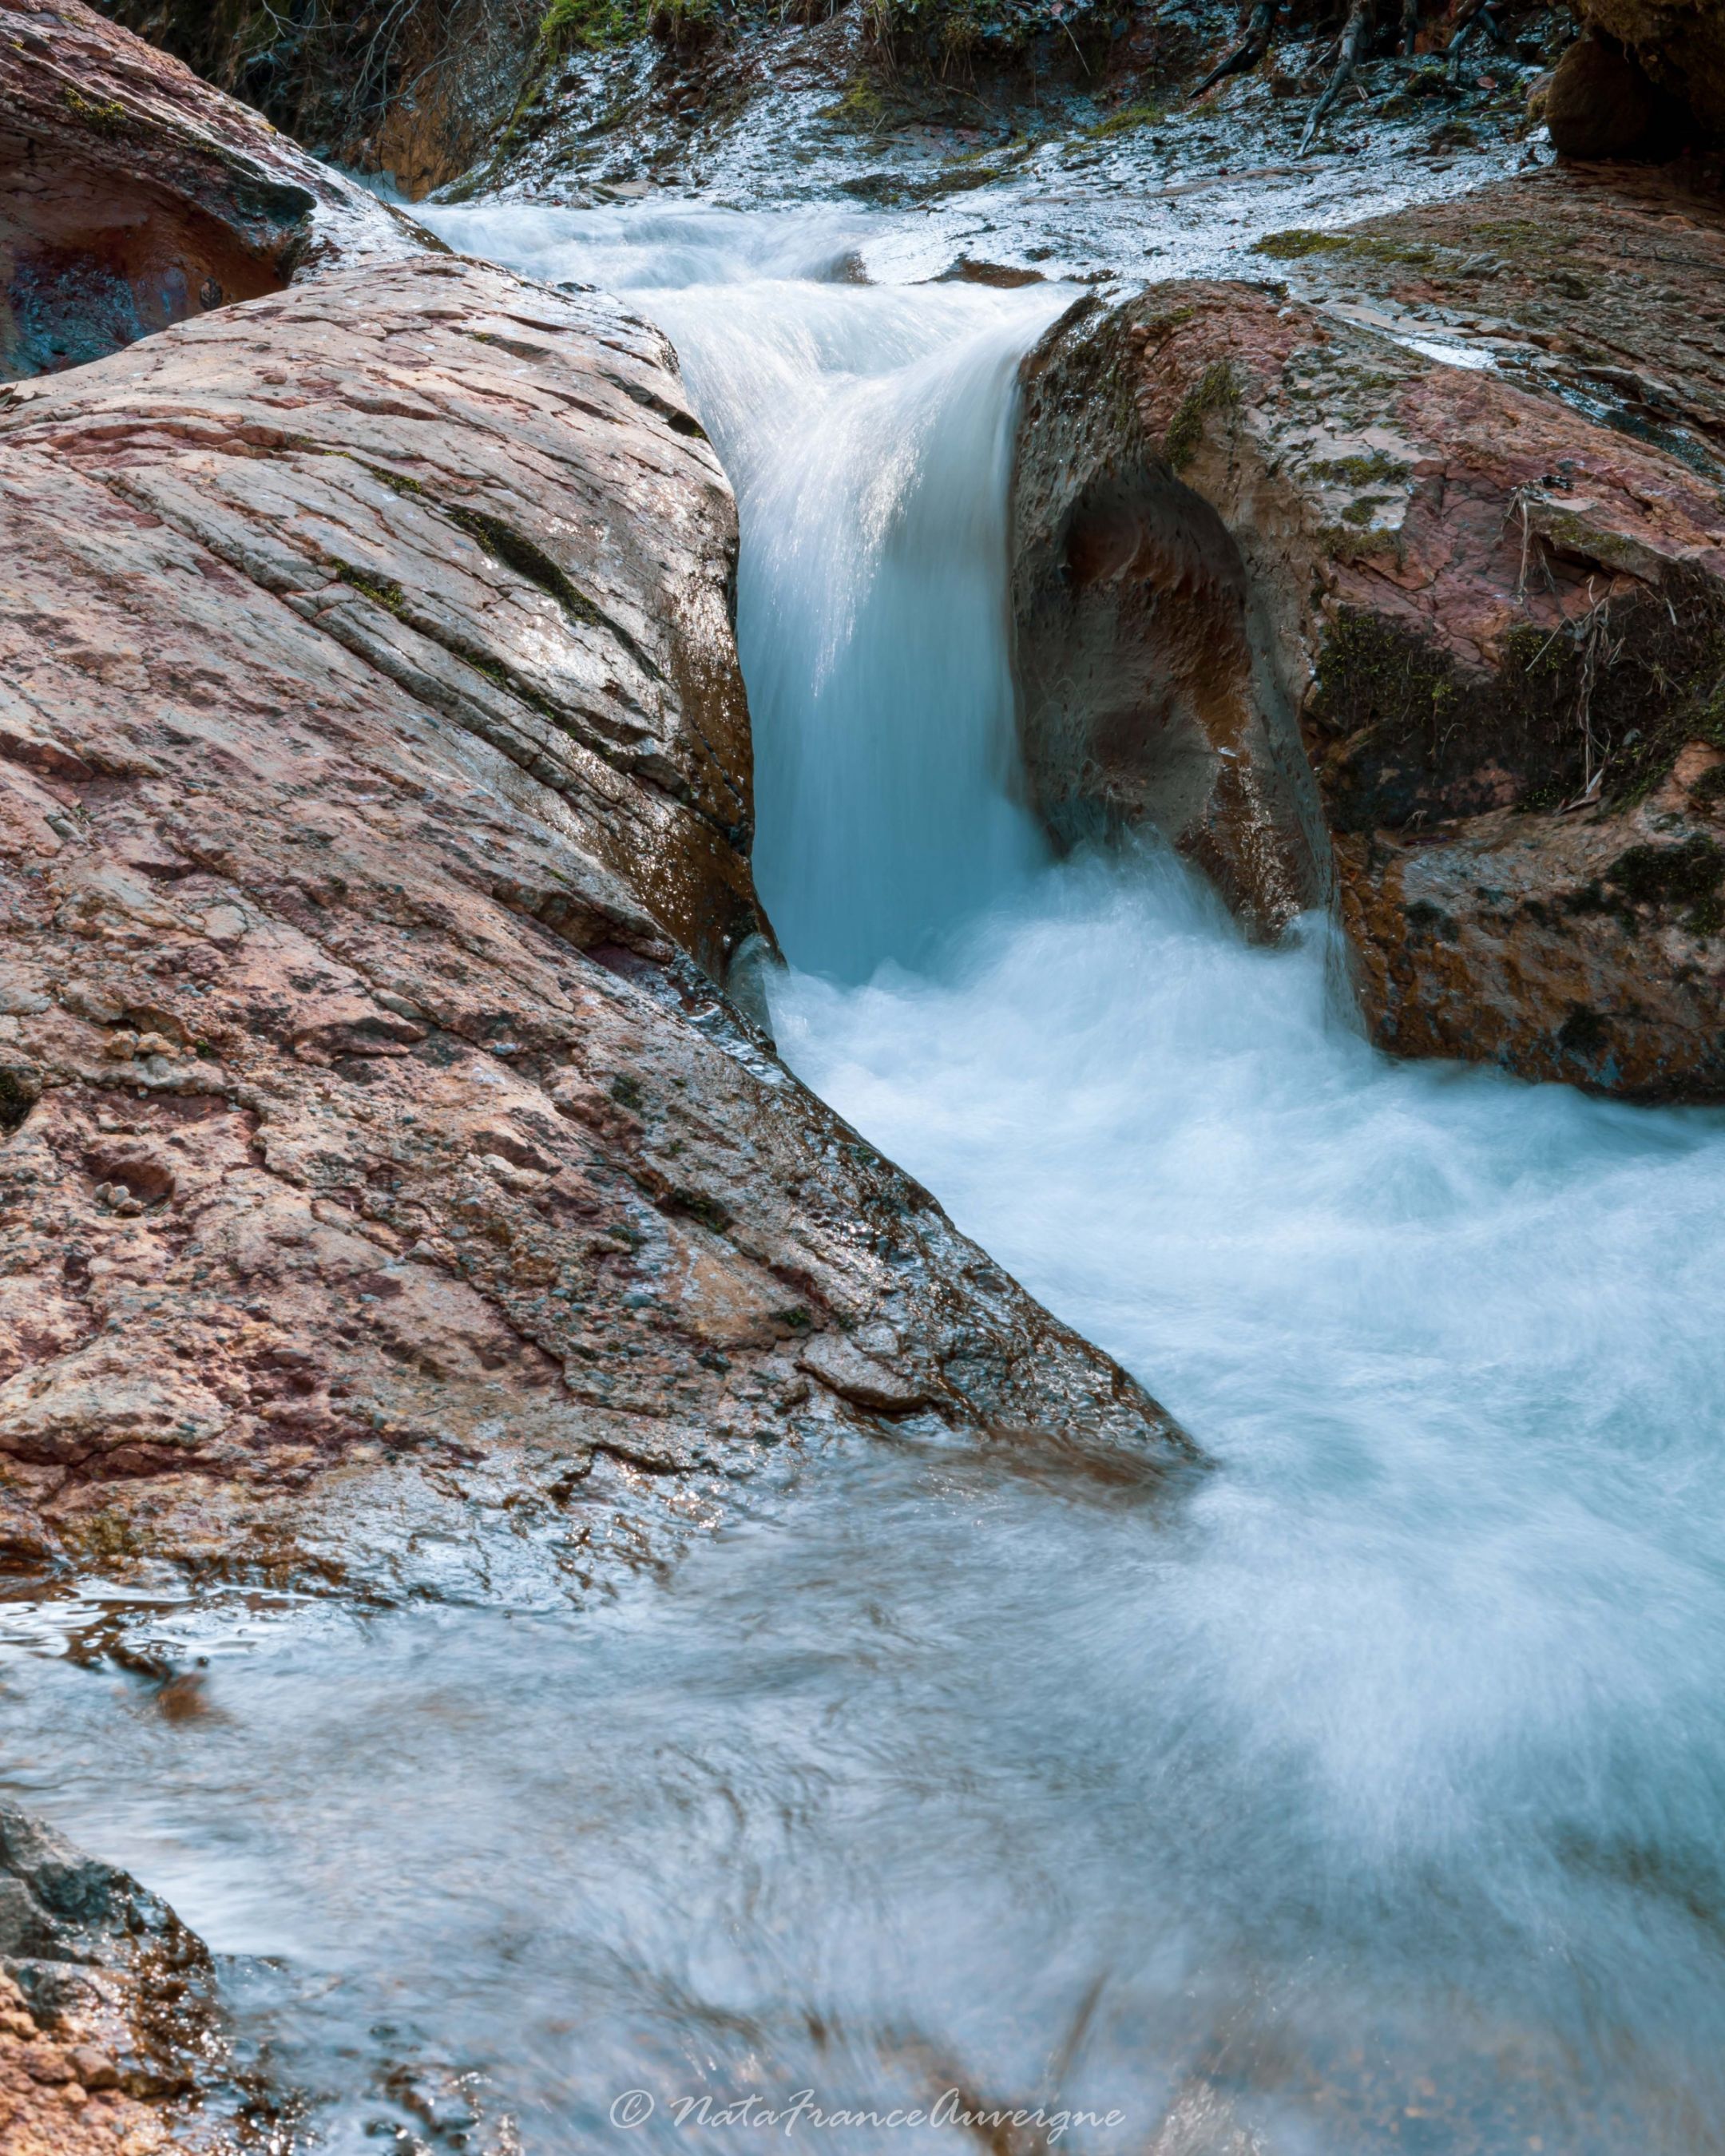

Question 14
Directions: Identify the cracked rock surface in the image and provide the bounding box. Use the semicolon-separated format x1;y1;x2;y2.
0;252;1193;1591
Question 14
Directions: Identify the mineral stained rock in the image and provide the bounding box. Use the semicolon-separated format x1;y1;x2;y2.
0;250;1193;1584
0;1801;216;2156
1013;166;1725;1099
1;0;421;382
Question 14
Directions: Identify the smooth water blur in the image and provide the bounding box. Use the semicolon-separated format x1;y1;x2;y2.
426;204;1061;981
6;203;1725;2155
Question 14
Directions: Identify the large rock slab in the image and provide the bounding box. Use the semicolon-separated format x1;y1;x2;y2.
1568;0;1725;146
1;0;421;382
0;256;1193;1588
1013;166;1725;1098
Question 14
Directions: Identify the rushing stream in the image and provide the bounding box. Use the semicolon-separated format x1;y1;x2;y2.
7;203;1725;2154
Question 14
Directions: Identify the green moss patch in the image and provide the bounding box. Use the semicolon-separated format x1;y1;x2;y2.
1310;451;1411;487
61;89;131;135
1089;100;1165;138
324;557;406;612
1252;229;1351;261
1311;576;1725;836
1162;360;1239;473
537;0;645;52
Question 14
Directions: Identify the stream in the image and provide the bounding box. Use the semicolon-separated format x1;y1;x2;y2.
6;200;1725;2154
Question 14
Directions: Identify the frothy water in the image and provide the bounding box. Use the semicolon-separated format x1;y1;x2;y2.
6;202;1725;2154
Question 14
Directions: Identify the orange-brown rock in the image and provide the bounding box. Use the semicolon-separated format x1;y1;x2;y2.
1;0;422;382
1013;166;1725;1096
0;1803;216;2156
0;252;1193;1587
1545;29;1663;158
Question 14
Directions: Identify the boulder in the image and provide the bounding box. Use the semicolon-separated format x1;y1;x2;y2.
1013;296;1331;939
1573;0;1725;146
0;253;1193;1586
1012;168;1725;1097
0;1801;216;2154
1545;30;1660;158
1;0;422;382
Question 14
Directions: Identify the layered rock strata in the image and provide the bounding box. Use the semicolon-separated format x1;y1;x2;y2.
1;0;421;382
1013;165;1725;1096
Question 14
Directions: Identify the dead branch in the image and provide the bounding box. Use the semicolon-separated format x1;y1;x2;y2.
1446;0;1505;71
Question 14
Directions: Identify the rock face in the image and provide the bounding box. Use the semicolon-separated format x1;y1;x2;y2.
1572;0;1725;146
1013;167;1725;1097
1;0;420;382
1013;296;1332;939
0;1802;215;2155
1545;30;1663;159
0;18;1192;1581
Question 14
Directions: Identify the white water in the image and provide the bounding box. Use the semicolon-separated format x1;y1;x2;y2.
6;202;1725;2153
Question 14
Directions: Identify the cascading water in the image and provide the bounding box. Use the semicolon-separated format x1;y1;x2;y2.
431;207;1064;978
7;202;1725;2155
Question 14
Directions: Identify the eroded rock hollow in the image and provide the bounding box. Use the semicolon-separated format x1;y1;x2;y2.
1013;168;1725;1100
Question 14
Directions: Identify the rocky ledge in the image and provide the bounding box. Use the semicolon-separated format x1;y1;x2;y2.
0;0;1192;1589
1;0;421;382
1015;161;1725;1099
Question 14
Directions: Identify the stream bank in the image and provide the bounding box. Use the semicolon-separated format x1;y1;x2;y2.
6;2;1725;2150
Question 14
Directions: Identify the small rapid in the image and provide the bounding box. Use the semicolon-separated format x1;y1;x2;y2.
6;201;1725;2154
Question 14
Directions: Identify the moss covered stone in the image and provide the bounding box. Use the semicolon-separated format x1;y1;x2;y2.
1162;360;1239;473
1311;576;1725;834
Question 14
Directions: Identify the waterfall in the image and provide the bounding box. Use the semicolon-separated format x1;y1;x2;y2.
7;198;1725;2156
424;204;1067;978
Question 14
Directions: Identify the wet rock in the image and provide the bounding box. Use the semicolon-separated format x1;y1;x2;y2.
799;1330;930;1413
0;1801;219;2154
1545;31;1660;159
1013;298;1330;937
1013;168;1725;1098
0;197;1192;1584
0;0;422;382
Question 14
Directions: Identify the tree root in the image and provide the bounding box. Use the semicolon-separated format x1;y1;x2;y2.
1191;0;1280;99
1446;0;1505;71
1299;0;1374;153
